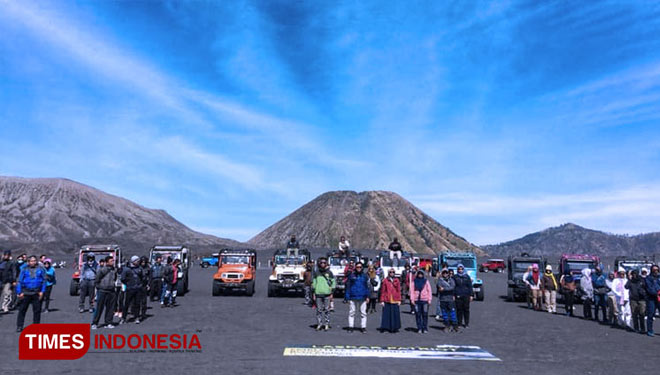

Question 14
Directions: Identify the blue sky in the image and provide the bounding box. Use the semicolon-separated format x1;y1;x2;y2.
1;0;659;245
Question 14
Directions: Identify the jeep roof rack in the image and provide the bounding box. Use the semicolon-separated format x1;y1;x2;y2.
273;248;311;257
219;249;257;256
80;244;120;251
151;245;187;250
326;249;362;257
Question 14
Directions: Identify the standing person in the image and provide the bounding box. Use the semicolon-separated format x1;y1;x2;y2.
379;268;402;333
453;264;474;328
138;256;151;321
410;270;432;334
0;250;16;313
388;238;402;267
342;260;355;303
579;268;594;320
436;268;459;332
120;256;144;324
542;265;558;314
92;256;117;329
367;264;381;313
645;265;660;337
626;269;647;333
41;259;56;313
345;262;370;333
303;261;314;307
605;272;617;325
163;259;181;307
611;268;630;329
560;272;577;317
149;255;164;302
592;266;609;323
338;236;350;257
525;264;543;311
160;257;172;306
15;255;46;332
400;264;411;308
311;257;335;331
79;255;98;313
286;235;300;257
406;265;418;314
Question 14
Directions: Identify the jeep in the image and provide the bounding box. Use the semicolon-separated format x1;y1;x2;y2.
438;251;484;301
268;248;311;297
376;250;415;278
507;253;546;301
480;259;506;273
70;244;121;296
200;253;219;268
326;250;364;295
614;255;655;274
559;254;599;282
150;245;192;296
212;249;257;296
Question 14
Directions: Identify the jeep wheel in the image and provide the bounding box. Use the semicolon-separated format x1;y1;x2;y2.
475;287;485;301
177;280;186;296
246;280;255;296
69;279;80;296
267;283;277;297
482;268;488;273
507;287;513;302
212;282;221;296
201;262;209;268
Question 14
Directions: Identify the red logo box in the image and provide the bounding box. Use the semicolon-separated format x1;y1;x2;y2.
19;324;90;360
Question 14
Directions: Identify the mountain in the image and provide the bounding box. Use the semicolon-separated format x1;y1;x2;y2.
0;176;241;254
482;223;660;257
248;190;481;256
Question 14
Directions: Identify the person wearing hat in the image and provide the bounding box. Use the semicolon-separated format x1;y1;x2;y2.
611;267;630;329
79;254;98;313
0;249;16;313
541;265;558;314
41;259;56;313
524;263;543;311
120;255;145;324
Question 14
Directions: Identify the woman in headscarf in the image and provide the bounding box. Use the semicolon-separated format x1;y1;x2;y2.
367;264;381;313
379;268;401;333
410;270;432;333
525;264;542;311
579;268;594;320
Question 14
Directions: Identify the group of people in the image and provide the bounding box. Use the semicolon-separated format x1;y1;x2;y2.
0;248;185;332
522;263;660;337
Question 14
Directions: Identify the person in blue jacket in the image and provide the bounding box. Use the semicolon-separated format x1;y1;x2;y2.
41;258;56;313
645;265;660;337
345;262;370;333
16;255;47;332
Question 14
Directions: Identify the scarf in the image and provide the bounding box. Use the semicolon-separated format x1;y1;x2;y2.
414;276;426;291
545;271;557;289
532;270;540;284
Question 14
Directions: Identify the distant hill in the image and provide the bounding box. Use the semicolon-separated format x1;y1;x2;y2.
248;190;482;256
0;176;242;254
483;223;660;257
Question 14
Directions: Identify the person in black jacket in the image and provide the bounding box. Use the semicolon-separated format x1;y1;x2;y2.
0;250;16;313
120;256;144;324
138;256;151;321
453;264;473;328
286;235;300;257
388;238;402;267
150;255;164;302
92;256;117;329
626;269;647;333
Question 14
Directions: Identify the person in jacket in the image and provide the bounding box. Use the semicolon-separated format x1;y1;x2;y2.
286;235;300;257
79;254;98;313
338;236;350;256
41;259;56;313
379;268;401;333
162;258;181;307
579;268;594;320
626;269;647;333
149;255;164;302
0;250;16;313
436;268;458;332
592;266;609;323
138;256;151;321
15;255;46;332
410;270;432;333
542;265;558;314
303;261;314;307
611;268;630;329
453;264;473;328
645;265;660;336
92;256;117;329
521;265;533;309
560;272;577;317
342;260;355;303
367;264;381;313
120;255;144;324
406;265;418;314
525;264;543;311
311;257;335;331
345;262;370;333
388;238;402;267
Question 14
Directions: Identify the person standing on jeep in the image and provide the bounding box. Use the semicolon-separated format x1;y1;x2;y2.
388;238;402;267
453;264;473;328
92;256;117;329
120;255;144;324
592;266;609;323
15;255;46;332
286;235;300;257
150;255;164;302
345;261;370;333
312;257;335;331
79;254;98;313
645;265;660;336
338;236;350;257
303;261;314;307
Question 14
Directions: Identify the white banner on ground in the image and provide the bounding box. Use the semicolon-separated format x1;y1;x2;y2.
283;345;500;361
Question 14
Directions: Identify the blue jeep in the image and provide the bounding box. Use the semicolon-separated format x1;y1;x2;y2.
438;251;484;301
200;253;219;268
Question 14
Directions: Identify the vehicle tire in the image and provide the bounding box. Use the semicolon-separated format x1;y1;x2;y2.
201;262;209;268
212;282;221;296
267;283;276;297
482;268;488;273
476;287;485;301
507;287;513;302
69;279;79;296
177;280;186;296
246;280;255;296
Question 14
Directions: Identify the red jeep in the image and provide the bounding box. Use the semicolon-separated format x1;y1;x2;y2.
480;259;506;273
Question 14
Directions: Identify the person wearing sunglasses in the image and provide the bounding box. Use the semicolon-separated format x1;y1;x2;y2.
311;257;336;331
345;262;370;333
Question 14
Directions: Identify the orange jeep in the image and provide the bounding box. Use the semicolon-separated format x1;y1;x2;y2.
212;249;256;296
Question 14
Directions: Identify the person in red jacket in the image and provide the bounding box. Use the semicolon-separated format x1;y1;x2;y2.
379;269;401;333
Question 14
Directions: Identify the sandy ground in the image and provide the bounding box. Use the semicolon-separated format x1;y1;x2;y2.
0;264;658;374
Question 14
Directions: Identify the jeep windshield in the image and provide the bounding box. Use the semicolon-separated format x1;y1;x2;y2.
221;255;249;265
151;251;181;263
274;255;305;265
445;258;475;268
619;261;653;272
329;257;358;266
564;261;596;273
81;251;114;261
512;261;538;273
380;257;410;267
